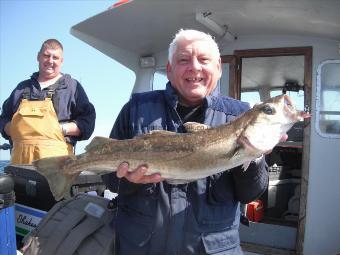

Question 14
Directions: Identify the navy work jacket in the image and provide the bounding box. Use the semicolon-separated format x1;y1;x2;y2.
103;83;268;255
0;72;96;145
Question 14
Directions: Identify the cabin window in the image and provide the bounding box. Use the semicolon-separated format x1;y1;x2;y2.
240;89;305;110
241;91;261;107
152;70;168;90
316;60;340;137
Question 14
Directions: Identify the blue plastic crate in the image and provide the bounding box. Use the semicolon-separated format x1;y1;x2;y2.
0;206;17;255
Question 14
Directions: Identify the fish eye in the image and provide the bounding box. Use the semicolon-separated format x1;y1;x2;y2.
261;104;275;115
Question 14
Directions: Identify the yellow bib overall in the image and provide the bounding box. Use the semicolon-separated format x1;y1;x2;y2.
10;98;73;164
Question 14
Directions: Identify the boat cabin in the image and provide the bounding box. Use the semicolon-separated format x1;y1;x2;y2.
16;1;340;254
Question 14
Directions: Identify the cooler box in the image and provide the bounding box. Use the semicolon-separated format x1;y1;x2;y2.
4;164;106;241
0;173;17;255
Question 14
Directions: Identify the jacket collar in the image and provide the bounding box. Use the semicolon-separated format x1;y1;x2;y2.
30;72;70;89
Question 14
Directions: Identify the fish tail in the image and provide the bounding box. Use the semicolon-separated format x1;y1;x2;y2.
32;155;78;201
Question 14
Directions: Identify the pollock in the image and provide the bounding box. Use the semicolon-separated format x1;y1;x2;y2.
33;95;310;200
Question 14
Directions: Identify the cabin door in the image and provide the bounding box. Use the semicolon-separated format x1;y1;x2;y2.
221;47;312;253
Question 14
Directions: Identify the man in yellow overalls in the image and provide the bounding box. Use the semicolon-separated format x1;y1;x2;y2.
0;39;96;164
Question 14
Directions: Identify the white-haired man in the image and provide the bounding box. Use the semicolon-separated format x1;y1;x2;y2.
103;29;271;254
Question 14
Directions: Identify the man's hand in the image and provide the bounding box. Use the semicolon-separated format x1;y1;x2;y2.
264;133;288;155
116;162;163;184
279;133;288;143
60;122;81;136
263;134;288;155
238;133;289;156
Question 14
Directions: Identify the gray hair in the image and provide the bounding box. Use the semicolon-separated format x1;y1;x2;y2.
168;29;220;64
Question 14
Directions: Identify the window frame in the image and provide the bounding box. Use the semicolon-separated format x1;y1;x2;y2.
315;59;340;138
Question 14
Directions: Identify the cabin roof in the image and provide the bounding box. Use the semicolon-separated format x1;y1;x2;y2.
71;0;340;70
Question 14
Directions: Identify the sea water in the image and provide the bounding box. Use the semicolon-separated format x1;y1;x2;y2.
0;160;10;173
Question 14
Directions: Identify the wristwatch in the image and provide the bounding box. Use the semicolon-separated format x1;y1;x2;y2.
60;124;67;136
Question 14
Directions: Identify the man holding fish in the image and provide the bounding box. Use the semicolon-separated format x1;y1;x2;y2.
102;29;287;254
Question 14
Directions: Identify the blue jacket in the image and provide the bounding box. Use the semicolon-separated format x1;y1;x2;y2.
103;83;268;255
0;72;96;146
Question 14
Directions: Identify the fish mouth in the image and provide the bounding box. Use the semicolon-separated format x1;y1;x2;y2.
283;95;302;122
283;94;311;121
283;95;295;114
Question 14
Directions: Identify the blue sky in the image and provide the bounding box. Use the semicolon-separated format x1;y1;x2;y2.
0;0;136;160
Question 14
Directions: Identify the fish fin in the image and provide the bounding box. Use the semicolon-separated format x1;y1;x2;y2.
226;145;240;159
32;155;79;201
135;130;177;138
242;155;263;171
149;130;177;136
85;136;113;152
165;179;195;185
242;161;251;171
184;122;211;133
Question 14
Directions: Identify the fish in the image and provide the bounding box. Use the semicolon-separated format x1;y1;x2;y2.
32;94;310;201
